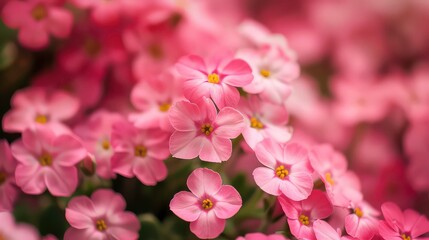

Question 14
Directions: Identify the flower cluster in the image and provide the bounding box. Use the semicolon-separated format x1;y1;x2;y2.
1;0;429;239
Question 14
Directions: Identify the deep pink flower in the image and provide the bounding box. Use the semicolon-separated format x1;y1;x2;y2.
11;126;87;196
111;120;170;185
253;139;313;200
170;168;242;239
176;54;253;108
0;212;40;240
279;190;333;240
64;189;140;240
344;201;379;239
1;0;73;49
2;87;80;134
238;95;292;150
169;98;245;163
379;202;429;240
0;140;19;211
236;233;289;240
74;110;123;179
313;220;357;240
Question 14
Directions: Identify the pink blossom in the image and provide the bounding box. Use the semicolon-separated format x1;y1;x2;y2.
74;110;123;179
2;87;80;134
238;95;292;150
236;232;289;240
111;120;170;185
0;212;40;240
70;0;127;25
175;54;253;108
253;139;313;200
313;220;357;240
10;126;87;196
1;0;73;49
344;201;380;239
64;189;140;240
379;202;429;240
279;190;333;240
0;140;19;211
169;98;245;163
170;168;242;239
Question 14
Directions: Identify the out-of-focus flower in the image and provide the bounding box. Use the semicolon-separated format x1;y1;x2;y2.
170;168;242;239
1;0;73;49
111;120;170;185
0;140;19;211
279;190;333;240
11;127;87;196
379;202;429;240
176;54;253;108
64;189;140;240
169;98;245;163
236;232;289;240
0;212;40;240
253;139;313;201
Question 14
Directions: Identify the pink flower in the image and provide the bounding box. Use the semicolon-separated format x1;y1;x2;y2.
11;126;87;196
344;201;380;239
236;233;289;240
175;54;253;108
1;0;73;49
74;110;123;179
111;120;170;185
169;98;245;163
238;95;292;150
64;189;140;240
279;190;333;240
0;140;19;211
0;212;40;240
379;202;429;240
170;168;242;239
313;220;357;240
2;87;80;134
252;139;313;200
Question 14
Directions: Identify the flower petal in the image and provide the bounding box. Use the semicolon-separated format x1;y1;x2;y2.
214;107;245;139
170;191;201;222
187;168;222;198
213;185;242;219
190;211;225;239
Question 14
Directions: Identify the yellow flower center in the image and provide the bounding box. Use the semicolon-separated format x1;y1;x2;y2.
159;103;171;112
299;214;310;226
0;172;7;185
39;152;53;166
101;139;110;150
201;123;214;136
134;145;147;158
95;219;107;231
325;172;335;185
202;198;213;210
260;69;271;78
35;114;48;124
275;165;289;179
401;234;411;240
354;207;363;218
250;117;264;129
207;73;220;84
84;39;101;57
32;4;48;21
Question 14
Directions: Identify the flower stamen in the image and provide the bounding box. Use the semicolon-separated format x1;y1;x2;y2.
134;145;147;158
260;69;271;78
401;233;411;240
275;165;289;179
32;4;48;21
0;172;7;185
101;139;110;150
35;114;48;124
354;207;363;218
202;198;213;210
325;172;335;185
201;123;214;136
95;219;107;232
207;73;220;84
159;103;171;112
39;152;53;166
250;117;264;129
299;214;310;226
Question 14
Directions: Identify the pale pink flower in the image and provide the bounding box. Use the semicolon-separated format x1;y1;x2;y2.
238;95;292;150
64;189;140;240
344;201;380;239
309;144;363;207
11;126;87;196
111;120;170;185
0;212;40;240
1;0;73;49
170;168;242;239
313;220;357;240
236;233;289;240
237;46;300;104
0;140;19;211
252;139;313;200
2;87;80;134
169;98;245;163
279;190;333;240
379;202;429;240
74;110;123;179
175;54;253;108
